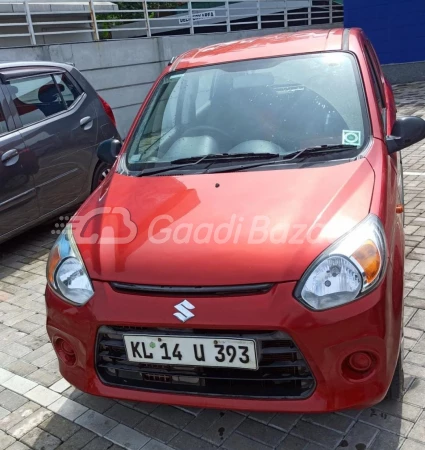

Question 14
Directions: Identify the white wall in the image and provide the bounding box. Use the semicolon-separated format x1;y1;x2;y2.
0;24;338;136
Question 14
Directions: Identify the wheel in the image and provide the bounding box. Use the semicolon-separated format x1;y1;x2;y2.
386;351;404;401
92;162;111;191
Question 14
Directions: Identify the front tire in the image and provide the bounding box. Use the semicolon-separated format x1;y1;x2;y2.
386;352;404;401
92;162;111;191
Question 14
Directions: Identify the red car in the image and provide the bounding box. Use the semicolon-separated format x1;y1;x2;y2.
46;28;425;412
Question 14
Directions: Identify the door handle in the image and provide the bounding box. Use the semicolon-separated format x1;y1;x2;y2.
1;149;19;166
80;116;93;130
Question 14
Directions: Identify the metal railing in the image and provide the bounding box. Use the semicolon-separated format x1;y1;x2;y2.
0;0;344;47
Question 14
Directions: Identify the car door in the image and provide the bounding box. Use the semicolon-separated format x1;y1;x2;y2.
0;84;39;239
3;68;98;217
365;40;404;219
363;40;404;230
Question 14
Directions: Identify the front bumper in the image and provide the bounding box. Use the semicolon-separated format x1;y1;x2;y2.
45;270;402;413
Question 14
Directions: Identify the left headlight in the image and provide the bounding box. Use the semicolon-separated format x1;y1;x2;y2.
294;214;387;311
46;225;94;305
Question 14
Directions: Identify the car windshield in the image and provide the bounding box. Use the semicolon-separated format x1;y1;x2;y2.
125;52;369;172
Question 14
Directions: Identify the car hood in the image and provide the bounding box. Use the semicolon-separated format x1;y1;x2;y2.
73;159;374;285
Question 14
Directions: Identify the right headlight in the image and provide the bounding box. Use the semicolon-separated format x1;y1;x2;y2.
294;214;387;311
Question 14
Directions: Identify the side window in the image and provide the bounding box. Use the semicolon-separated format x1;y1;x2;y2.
0;104;8;135
7;74;66;127
364;46;386;131
53;73;80;107
364;47;385;110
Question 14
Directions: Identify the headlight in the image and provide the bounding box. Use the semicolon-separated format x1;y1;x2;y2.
294;214;387;310
46;225;94;305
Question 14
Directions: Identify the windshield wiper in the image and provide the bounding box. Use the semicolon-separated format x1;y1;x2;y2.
136;152;281;176
279;144;358;161
208;144;359;174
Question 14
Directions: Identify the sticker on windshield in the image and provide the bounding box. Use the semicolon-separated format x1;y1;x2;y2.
342;130;362;147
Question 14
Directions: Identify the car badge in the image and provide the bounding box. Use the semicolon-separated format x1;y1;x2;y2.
173;300;195;323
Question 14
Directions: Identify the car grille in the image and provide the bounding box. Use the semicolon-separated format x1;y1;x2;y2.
95;326;315;399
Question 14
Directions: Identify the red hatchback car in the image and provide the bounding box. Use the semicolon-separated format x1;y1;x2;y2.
46;29;425;412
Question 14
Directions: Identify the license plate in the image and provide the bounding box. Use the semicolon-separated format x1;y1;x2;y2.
123;335;258;370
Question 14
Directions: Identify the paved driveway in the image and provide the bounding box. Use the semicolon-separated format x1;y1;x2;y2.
1;81;425;450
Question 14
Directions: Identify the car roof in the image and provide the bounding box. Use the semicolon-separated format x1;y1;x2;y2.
171;28;360;71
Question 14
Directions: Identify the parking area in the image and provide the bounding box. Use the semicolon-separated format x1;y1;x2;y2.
0;81;425;450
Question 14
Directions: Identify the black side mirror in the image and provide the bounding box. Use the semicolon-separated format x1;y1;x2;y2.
386;116;425;154
97;138;122;164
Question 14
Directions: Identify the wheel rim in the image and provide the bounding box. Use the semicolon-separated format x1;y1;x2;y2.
98;167;110;185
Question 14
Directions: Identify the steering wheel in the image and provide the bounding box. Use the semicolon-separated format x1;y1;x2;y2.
182;125;233;147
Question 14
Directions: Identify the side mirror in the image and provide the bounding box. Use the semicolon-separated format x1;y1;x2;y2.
97;138;122;164
386;116;425;154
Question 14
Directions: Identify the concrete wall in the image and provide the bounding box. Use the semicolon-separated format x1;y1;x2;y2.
344;0;425;65
0;24;337;137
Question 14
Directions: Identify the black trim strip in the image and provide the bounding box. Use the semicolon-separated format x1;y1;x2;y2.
342;28;350;51
0;67;65;82
111;282;274;296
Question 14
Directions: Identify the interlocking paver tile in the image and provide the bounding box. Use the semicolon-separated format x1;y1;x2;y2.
269;413;301;432
55;428;96;450
151;406;194;430
236;417;285;447
199;411;244;445
25;386;61;407
182;409;222;437
336;422;379;449
370;430;404;450
276;434;307;450
0;409;7;422
141;440;173;450
8;407;53;439
401;439;425;449
5;442;31;450
405;379;425;407
20;427;61;450
0;402;40;432
2;376;36;396
75;410;118;437
0;390;27;412
359;407;414;437
104;424;149;450
39;414;81;441
376;399;422;422
0;430;15;450
222;432;271;450
80;436;113;450
302;412;354;433
27;369;61;387
104;404;145;429
135;416;178;443
76;395;117;415
169;431;217;450
290;420;343;448
48;396;88;422
5;360;37;378
50;379;71;394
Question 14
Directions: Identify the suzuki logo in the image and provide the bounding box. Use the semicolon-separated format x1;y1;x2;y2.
173;300;195;323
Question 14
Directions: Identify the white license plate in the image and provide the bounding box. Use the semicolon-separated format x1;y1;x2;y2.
123;335;258;370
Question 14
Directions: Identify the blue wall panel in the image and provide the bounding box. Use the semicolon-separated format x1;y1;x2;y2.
344;0;425;64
